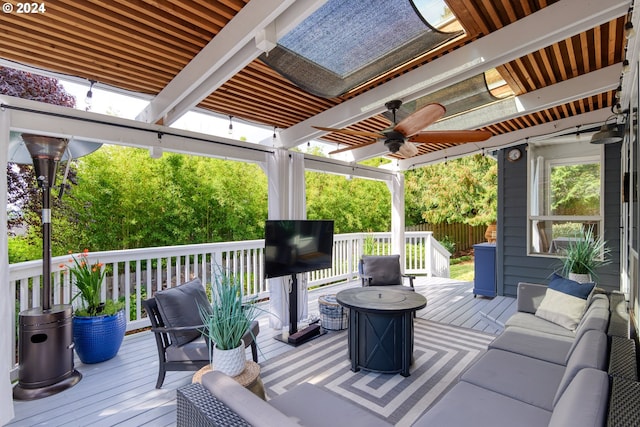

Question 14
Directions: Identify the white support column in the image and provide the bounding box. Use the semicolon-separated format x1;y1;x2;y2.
264;150;308;330
1;108;15;424
388;173;406;272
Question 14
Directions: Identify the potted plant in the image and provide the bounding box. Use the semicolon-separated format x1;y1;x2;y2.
559;228;610;283
198;266;258;377
62;249;126;364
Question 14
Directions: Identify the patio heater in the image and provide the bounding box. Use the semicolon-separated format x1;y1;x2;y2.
10;133;100;400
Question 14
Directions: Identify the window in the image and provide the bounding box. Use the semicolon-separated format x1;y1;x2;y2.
527;139;604;256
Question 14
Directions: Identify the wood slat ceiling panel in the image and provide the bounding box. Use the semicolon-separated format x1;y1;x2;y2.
0;0;247;96
200;61;340;129
485;91;616;136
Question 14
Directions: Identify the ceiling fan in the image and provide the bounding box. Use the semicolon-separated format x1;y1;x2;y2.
313;100;492;158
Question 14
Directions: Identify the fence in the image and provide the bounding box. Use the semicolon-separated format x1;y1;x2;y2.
406;223;488;253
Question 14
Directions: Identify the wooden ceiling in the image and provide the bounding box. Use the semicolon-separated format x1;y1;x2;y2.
0;0;632;166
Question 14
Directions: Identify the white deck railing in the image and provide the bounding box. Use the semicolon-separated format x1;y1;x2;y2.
8;231;449;367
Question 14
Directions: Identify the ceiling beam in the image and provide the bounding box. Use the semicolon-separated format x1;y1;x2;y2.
278;0;629;148
3;95;270;164
136;0;327;125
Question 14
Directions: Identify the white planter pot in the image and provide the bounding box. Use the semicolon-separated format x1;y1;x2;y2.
568;273;592;283
213;343;246;377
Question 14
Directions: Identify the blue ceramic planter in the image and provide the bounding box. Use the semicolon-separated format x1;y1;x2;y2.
73;309;126;364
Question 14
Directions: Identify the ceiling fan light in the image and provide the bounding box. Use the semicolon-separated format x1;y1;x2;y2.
590;123;624;144
397;142;418;157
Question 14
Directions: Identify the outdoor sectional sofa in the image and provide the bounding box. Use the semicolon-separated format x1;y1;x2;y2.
176;281;639;427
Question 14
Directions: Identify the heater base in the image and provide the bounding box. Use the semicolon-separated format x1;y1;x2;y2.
13;370;82;401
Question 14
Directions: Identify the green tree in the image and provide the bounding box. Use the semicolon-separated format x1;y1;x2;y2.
306;171;390;233
550;163;600;215
63;146;268;251
405;154;497;226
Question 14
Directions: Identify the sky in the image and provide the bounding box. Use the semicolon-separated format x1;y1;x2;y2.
60;80;282;145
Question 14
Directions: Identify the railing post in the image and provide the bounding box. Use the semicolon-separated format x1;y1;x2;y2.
427;233;433;278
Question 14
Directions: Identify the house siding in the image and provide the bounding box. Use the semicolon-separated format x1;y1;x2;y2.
496;143;621;297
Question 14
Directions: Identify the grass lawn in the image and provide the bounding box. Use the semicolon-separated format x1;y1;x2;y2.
450;259;474;282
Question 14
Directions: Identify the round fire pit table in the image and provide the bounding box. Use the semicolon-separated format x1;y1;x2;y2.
336;287;426;377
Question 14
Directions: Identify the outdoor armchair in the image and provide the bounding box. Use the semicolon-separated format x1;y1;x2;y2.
359;255;415;291
141;278;259;389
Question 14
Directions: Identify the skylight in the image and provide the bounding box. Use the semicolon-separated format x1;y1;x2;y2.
261;0;462;98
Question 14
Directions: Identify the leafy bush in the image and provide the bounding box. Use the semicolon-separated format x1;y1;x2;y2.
0;66;75;107
439;235;456;254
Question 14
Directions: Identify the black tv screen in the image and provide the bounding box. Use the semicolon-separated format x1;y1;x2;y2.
264;220;334;279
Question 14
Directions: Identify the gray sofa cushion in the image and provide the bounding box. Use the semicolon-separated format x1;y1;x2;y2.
515;282;549;313
412;381;552;427
505;312;576;337
552;330;608;407
361;255;402;286
549;368;609;427
460;349;565;410
269;382;392;427
488;326;574;365
155;278;211;346
490;305;609;365
201;371;392;427
201;371;300;427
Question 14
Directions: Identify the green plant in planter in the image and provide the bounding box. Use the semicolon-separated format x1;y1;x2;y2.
62;249;124;316
559;229;610;282
198;266;258;351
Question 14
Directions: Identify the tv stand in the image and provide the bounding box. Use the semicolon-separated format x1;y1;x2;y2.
273;274;325;346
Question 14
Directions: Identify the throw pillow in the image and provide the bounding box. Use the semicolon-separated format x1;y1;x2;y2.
154;277;212;346
535;274;596;331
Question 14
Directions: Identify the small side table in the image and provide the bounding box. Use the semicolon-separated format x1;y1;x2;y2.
193;360;266;400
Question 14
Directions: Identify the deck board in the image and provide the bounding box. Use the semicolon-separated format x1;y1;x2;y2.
7;277;515;426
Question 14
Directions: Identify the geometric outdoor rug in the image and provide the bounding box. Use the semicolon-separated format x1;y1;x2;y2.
261;319;496;426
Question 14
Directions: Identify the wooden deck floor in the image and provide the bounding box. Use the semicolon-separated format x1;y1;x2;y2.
7;277;516;427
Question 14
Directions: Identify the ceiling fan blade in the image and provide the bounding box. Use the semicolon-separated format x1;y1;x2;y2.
394;103;446;137
329;139;379;154
313;126;383;139
408;130;492;144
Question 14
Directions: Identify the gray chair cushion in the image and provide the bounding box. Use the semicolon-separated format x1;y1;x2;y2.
549;368;609;427
166;336;209;362
155;278;211;346
412;381;552;427
361;255;402;286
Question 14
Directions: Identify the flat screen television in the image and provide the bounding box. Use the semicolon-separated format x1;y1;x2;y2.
264;220;334;279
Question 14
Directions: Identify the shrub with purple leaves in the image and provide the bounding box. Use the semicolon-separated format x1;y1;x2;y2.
0;66;75;107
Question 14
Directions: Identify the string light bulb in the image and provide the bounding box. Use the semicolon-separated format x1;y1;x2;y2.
85;80;95;110
623;59;631;73
626;21;636;39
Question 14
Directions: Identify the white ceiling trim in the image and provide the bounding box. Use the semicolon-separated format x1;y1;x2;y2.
278;0;629;148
